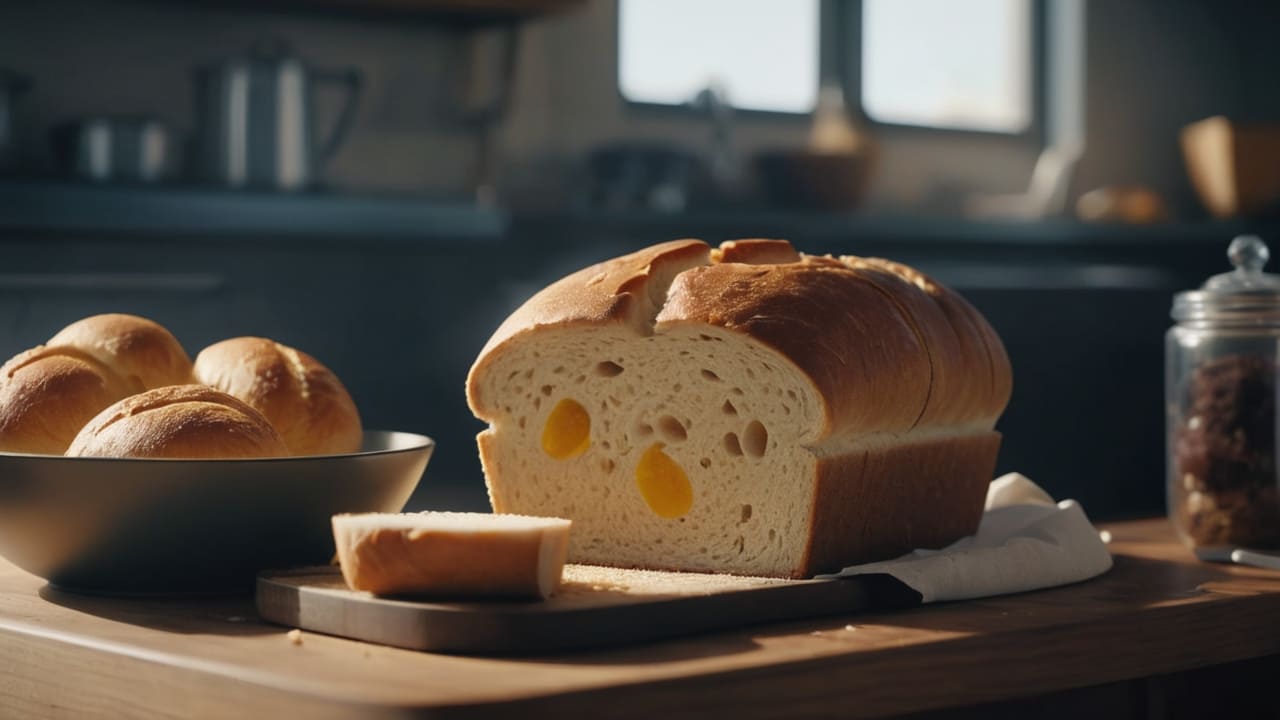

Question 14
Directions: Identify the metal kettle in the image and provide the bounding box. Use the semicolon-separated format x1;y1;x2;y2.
193;40;362;190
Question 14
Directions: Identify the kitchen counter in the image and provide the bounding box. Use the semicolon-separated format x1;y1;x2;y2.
1;518;1279;718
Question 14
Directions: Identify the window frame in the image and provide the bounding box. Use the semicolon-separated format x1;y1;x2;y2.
841;0;1047;144
614;0;1047;145
612;0;824;120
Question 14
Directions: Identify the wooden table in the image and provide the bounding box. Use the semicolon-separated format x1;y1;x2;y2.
2;518;1279;719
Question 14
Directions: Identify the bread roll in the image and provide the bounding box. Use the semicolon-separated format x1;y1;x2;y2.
193;337;362;456
0;347;136;455
48;313;193;390
66;384;289;459
467;239;1012;578
332;512;571;598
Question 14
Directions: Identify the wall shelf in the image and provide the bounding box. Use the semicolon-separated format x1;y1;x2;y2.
0;180;508;242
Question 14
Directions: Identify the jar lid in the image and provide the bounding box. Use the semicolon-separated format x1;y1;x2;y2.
1173;235;1280;324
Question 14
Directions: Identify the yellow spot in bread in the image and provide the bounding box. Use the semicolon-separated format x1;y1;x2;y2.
542;398;591;459
635;443;693;519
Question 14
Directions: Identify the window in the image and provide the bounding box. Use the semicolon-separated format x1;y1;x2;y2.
861;0;1033;133
617;0;820;113
618;0;1037;135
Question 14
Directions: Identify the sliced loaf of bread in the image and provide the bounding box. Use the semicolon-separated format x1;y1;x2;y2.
467;239;1011;578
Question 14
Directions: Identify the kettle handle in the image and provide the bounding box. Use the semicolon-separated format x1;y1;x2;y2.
312;67;364;169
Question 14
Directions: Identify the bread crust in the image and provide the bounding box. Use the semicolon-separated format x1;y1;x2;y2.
193;337;362;456
802;433;1002;576
66;384;288;459
0;347;136;455
48;313;193;390
470;239;1011;436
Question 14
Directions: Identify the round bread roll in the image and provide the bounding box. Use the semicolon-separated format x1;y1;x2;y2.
193;337;362;456
0;346;136;455
66;385;289;459
48;313;193;390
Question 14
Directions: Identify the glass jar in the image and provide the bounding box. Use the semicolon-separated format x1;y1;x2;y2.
1168;235;1280;550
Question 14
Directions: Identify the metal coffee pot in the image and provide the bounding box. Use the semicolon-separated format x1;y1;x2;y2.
193;40;362;190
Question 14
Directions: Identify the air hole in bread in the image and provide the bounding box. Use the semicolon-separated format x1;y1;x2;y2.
768;528;776;543
743;421;768;458
734;535;745;554
723;432;743;456
782;405;791;415
657;415;687;442
741;504;753;523
552;366;565;375
533;397;542;411
607;395;621;407
600;440;612;451
701;369;720;382
721;399;737;416
731;387;744;396
636;421;654;437
601;458;615;473
700;457;711;469
699;334;714;341
523;369;534;380
518;417;526;429
540;385;553;396
594;361;624;377
745;368;755;380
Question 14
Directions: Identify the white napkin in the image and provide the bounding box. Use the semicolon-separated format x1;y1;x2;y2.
822;472;1113;603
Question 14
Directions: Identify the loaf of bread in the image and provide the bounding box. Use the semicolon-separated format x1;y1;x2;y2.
66;384;289;459
332;512;572;598
0;313;194;455
0;347;136;454
47;313;194;390
467;238;1012;578
193;337;362;456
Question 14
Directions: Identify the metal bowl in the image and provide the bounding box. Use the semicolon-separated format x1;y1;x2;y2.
0;431;433;595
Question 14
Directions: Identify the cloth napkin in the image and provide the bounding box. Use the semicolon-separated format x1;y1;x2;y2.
821;473;1113;603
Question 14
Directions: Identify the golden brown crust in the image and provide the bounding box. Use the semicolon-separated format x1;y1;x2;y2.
66;384;288;459
656;258;933;437
467;239;711;417
47;313;193;390
711;238;802;265
193;337;362;456
471;239;1011;438
801;433;1002;577
0;346;136;455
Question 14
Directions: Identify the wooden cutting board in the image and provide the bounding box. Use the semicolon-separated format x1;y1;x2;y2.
255;565;920;655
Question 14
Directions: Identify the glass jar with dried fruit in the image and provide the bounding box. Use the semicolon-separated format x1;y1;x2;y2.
1168;235;1280;551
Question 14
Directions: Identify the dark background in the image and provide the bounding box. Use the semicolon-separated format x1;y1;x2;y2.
2;0;1278;519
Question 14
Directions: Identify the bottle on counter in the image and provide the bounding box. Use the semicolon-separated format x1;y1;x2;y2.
1168;235;1280;550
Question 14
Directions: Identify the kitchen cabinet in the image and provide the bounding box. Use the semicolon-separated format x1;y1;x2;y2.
0;518;1277;718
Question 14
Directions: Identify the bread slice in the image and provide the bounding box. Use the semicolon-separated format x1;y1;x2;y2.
332;512;572;599
467;239;1012;579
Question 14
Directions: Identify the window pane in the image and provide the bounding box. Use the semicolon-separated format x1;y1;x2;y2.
619;0;819;113
862;0;1031;133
